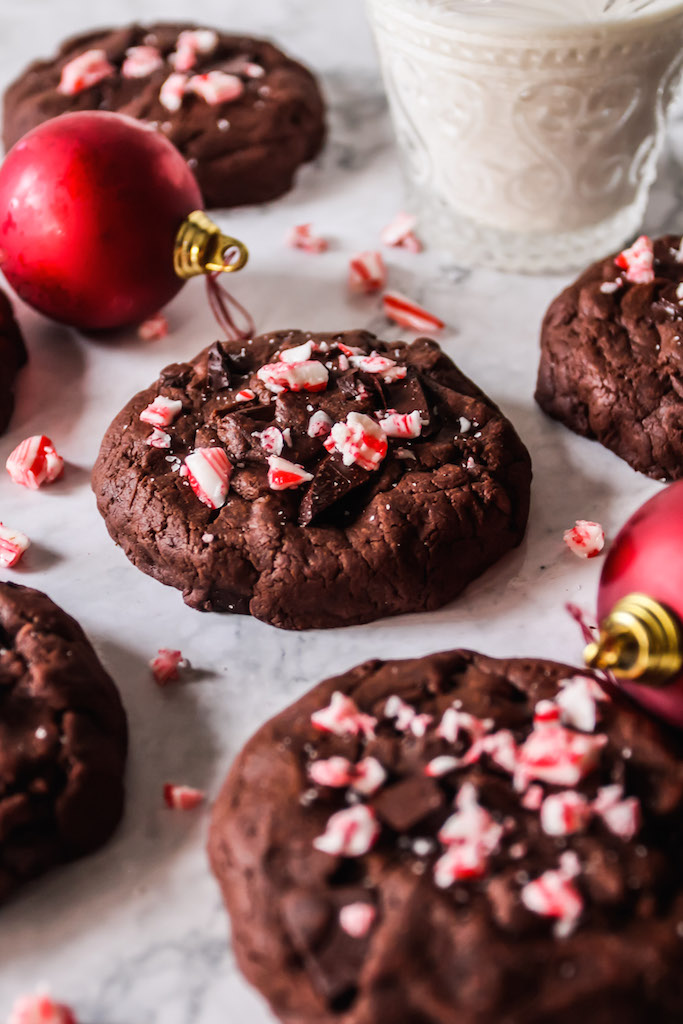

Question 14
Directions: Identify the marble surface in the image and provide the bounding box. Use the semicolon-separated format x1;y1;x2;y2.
0;0;681;1020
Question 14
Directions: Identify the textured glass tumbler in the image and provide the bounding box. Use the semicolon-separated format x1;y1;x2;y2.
366;0;683;272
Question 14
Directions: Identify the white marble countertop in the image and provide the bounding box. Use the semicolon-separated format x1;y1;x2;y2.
0;1;680;1021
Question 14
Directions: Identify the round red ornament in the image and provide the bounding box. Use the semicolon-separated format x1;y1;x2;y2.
0;111;248;330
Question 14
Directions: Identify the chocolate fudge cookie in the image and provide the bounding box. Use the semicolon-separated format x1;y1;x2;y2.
536;233;683;480
0;582;127;902
0;289;27;434
92;330;531;630
3;22;325;209
208;650;683;1024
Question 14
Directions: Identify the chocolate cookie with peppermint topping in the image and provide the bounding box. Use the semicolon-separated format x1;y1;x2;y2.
3;22;325;209
92;329;531;630
536;233;683;480
0;289;27;434
209;650;683;1024
0;582;127;902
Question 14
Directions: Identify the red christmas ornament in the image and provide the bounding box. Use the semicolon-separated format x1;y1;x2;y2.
0;111;248;330
585;481;683;727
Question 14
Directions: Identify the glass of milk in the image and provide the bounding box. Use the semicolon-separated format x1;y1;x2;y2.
366;0;683;271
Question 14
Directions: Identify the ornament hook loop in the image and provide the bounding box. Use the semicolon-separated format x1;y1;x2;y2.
584;592;683;687
174;210;249;280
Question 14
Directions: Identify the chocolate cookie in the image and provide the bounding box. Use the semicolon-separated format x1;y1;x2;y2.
536;233;683;480
3;22;325;209
0;289;27;434
208;650;683;1024
92;330;531;630
0;582;127;902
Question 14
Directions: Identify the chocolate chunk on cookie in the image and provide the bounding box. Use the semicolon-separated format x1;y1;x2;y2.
0;290;27;434
92;329;531;630
208;651;683;1024
0;582;127;902
536;234;683;480
3;22;325;209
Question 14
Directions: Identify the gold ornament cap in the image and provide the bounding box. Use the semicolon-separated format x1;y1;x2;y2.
174;209;249;279
584;592;683;687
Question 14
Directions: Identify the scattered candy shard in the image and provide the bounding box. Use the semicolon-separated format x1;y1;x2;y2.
540;791;592;836
379;410;423;439
311;691;377;738
185;447;232;509
257;426;284;457
327;412;388;471
307;409;332;438
279;340;313;363
349;251;386;293
171;29;218;72
235;388;256;402
159;72;188;112
383;290;444;332
58;49;114;95
267;455;313;490
563;520;605;559
313;804;380;857
434;783;503;887
592;785;641;840
515;704;607;789
146;428;172;449
140;396;183;428
286;223;328;253
384;695;433;737
557;675;606;732
257;360;329;394
6;435;63;489
150;648;186;686
380;211;422;252
163;783;205;810
0;524;30;568
137;312;169;340
349;353;407;383
188;71;244;105
7;993;77;1024
521;857;584;938
122;45;163;79
339;902;376;938
615;235;655;284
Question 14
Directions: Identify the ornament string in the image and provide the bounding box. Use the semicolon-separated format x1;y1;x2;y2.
205;248;255;342
565;602;618;693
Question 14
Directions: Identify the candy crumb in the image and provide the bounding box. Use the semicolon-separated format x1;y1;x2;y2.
563;521;605;559
138;313;169;341
163;783;205;810
150;648;186;686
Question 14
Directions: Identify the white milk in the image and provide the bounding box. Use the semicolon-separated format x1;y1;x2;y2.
366;0;683;270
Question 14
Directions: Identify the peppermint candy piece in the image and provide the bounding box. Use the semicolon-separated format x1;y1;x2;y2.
380;211;422;252
171;29;219;72
0;524;30;568
521;859;584;938
188;71;244;105
557;675;606;733
379;410;423;439
309;756;386;796
137;312;169;340
8;994;77;1024
267;456;313;491
257;426;284;457
122;45;163;78
286;223;328;253
150;648;186;686
615;235;655;284
436;707;493;746
160;72;188;112
351;757;387;796
349;251;386;294
563;520;605;559
592;785;641;840
6;435;64;489
140;395;183;427
257;360;329;394
384;695;433;737
146;428;172;449
279;340;314;363
424;755;460;778
58;49;114;95
339;902;376;938
434;842;489;887
521;784;544;811
235;388;256;402
437;782;503;853
327;412;388;471
515;710;607;789
163;783;205;810
311;691;377;738
313;804;380;857
185;447;232;509
307;409;332;438
540;791;592;836
349;353;407;383
383;290;444;332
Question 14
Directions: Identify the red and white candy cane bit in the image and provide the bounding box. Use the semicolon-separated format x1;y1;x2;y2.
563;520;605;559
185;447;232;509
379;410;422;439
8;993;77;1024
160;72;188;112
6;435;63;489
592;785;641;840
311;691;377;738
380;211;422;252
146;428;172;449
309;756;354;788
339;902;377;938
615;234;655;284
187;71;244;105
383;290;444;333
235;388;256;403
307;409;332;438
521;860;584;938
540;791;592;836
0;524;30;568
521;784;544;811
349;251;386;294
286;223;328;253
257;360;329;394
328;412;388;471
122;45;163;79
351;757;387;796
267;455;313;491
137;312;169;341
437;782;503;855
171;29;218;72
384;695;433;737
279;340;314;363
515;716;608;790
139;395;183;428
533;700;561;727
313;804;380;858
350;353;407;383
57;49;114;95
150;648;186;686
243;61;265;78
336;341;364;358
257;426;284;457
163;783;205;810
425;755;460;778
556;675;605;733
434;841;489;887
436;707;493;746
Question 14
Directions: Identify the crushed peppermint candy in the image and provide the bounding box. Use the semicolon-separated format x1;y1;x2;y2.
615;235;655;284
557;675;607;733
383;290;444;332
137;312;169;341
7;993;77;1024
425;755;460;778
385;695;433;737
339;902;377;938
327;412;388;471
540;791;592;836
563;520;605;559
515;703;607;789
122;45;163;78
348;251;386;293
159;72;188;112
521;784;544;811
235;388;256;402
286;223;328;253
349;353;407;383
150;648;186;686
437;707;493;746
313;804;379;857
163;783;205;810
171;29;218;72
140;395;183;428
599;279;622;294
257;360;329;394
592;784;641;840
311;692;377;738
6;435;64;489
0;524;30;568
256;426;284;457
280;340;314;363
267;455;313;490
434;783;503;887
185;447;232;509
58;49;114;95
307;409;333;438
521;854;583;937
379;410;423;439
309;756;386;795
187;71;244;105
146;428;172;449
380;211;422;252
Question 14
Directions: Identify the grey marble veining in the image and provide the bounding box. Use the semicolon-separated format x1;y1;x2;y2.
0;0;680;1020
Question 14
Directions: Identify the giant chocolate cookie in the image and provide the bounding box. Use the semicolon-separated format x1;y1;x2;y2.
92;330;531;630
0;289;27;434
0;582;127;901
536;234;683;480
3;22;325;209
209;650;683;1024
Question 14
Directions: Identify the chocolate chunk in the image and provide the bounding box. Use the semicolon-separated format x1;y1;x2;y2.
206;342;234;391
385;371;432;433
214;407;275;461
298;454;369;526
372;775;445;832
